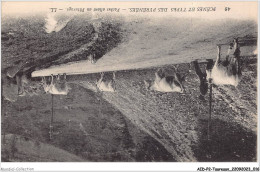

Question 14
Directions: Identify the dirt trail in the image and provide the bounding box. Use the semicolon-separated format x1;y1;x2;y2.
31;19;257;77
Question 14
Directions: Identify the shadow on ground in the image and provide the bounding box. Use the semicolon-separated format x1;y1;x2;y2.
193;119;256;162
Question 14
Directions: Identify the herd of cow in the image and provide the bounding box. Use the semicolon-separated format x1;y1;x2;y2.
41;38;241;95
3;38;242;102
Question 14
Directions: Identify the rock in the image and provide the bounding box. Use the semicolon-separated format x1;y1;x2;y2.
6;62;24;78
6;66;19;78
2;82;18;102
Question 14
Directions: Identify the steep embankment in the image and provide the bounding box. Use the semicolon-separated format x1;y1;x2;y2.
77;52;257;161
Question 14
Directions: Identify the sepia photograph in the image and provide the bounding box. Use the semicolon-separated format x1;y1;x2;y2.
0;1;258;170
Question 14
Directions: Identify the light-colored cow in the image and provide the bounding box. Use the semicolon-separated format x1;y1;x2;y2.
206;38;241;87
96;72;116;92
42;74;70;95
145;68;185;93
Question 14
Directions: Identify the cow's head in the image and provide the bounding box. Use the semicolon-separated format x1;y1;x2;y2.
173;72;185;93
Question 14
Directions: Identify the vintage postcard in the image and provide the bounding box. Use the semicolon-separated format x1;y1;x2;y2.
1;1;258;171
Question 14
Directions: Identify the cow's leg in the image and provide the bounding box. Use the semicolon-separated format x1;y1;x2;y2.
144;80;151;90
16;75;22;95
234;59;239;75
111;72;116;91
62;73;66;81
101;72;104;80
215;45;222;66
96;73;103;87
233;38;239;50
41;76;46;83
237;56;242;76
149;81;156;91
206;59;214;70
155;70;162;84
51;74;54;86
89;54;93;63
193;60;205;80
226;43;233;57
233;56;242;77
91;54;97;64
48;76;52;85
233;38;241;57
57;74;61;81
173;65;179;71
112;71;116;81
42;77;47;90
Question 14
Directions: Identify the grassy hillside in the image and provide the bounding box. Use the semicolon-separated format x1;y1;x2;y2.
2;83;175;162
1;134;84;162
1;14;123;73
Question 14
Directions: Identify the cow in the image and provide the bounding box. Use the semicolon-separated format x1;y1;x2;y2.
88;54;97;64
16;74;30;97
206;38;241;87
42;75;52;93
145;68;185;93
96;72;116;92
2;73;33;102
42;74;70;95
